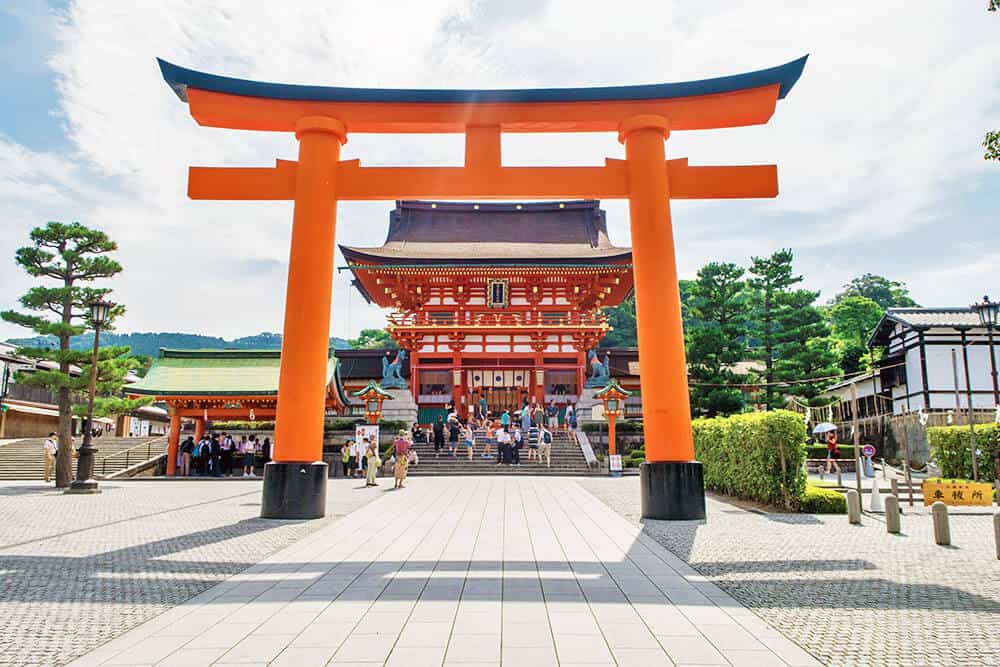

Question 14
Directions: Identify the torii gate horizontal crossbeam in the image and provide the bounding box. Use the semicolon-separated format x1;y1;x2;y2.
188;158;777;201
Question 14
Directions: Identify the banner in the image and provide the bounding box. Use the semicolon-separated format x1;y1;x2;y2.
355;424;380;449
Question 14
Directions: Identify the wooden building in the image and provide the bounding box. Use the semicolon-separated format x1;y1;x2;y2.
869;307;1000;414
341;200;633;423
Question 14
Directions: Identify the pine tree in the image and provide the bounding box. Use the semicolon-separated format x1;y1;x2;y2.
686;262;749;416
1;222;122;487
748;249;840;408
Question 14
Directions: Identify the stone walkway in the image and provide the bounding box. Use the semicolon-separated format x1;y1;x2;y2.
581;477;1000;667
71;477;820;666
0;480;374;667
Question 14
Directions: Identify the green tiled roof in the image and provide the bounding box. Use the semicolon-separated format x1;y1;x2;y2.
128;349;345;402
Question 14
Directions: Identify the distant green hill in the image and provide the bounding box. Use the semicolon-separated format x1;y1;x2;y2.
5;331;352;358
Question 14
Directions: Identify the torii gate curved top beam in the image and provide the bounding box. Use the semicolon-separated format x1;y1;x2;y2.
158;56;806;133
158;56;806;521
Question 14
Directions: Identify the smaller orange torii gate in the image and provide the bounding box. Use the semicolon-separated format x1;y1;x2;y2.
159;56;806;520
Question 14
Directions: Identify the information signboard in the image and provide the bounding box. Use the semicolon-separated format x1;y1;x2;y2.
922;480;993;507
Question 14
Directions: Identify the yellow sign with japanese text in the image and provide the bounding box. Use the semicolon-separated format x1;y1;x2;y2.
922;481;993;506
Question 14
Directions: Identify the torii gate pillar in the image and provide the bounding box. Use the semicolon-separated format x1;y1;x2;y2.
261;117;345;520
621;115;703;519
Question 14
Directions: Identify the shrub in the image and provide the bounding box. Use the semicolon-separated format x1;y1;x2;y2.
693;410;807;510
799;484;846;513
624;449;645;468
927;424;997;482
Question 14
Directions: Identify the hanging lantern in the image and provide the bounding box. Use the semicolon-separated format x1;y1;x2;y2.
249;408;256;422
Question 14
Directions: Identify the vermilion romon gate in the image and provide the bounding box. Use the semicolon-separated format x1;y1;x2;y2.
158;56;806;520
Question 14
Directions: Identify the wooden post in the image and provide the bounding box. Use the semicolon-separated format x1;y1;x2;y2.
994;512;999;560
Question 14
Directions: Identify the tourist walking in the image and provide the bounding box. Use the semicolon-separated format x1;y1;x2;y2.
564;404;575;431
221;434;235;476
210;435;222;477
481;421;494;459
340;440;351;477
350;438;363;478
393;430;411;489
546;401;558;428
478;393;488;420
825;430;841;475
448;416;460;457
241;436;257;477
512;426;523;465
500;409;510;430
520;403;532;434
526;423;539;462
261;437;272;466
364;438;381;487
464;421;476;460
180;436;195;476
496;426;512;465
43;432;57;484
539;424;552;467
433;417;445;457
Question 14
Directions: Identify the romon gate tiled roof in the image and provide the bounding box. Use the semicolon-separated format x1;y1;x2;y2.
127;349;345;401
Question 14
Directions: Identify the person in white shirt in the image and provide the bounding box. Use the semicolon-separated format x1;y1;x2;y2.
42;432;58;483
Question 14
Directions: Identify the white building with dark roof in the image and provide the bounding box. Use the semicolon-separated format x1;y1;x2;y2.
868;307;1000;414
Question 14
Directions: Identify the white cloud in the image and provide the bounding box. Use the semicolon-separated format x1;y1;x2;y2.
0;1;997;342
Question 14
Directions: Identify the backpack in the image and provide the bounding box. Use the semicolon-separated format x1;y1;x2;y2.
543;431;552;444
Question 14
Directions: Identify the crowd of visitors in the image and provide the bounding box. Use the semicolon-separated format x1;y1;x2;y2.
176;432;271;477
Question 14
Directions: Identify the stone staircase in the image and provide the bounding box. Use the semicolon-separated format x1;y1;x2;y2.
405;427;598;476
0;436;167;481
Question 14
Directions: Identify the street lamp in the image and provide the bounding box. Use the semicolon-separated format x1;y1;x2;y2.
352;381;393;425
972;295;999;406
68;298;114;494
594;379;630;477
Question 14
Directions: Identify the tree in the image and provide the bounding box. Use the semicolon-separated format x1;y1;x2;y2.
1;222;122;487
748;250;839;408
71;347;153;424
828;295;884;373
600;296;637;347
349;328;398;349
685;262;750;416
833;273;917;309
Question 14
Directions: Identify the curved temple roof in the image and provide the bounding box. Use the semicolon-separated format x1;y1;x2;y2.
158;56;807;105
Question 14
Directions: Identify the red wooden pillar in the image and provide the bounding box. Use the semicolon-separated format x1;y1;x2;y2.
166;411;180;477
533;351;545;405
451;351;463;418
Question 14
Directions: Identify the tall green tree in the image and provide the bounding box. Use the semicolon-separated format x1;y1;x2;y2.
1;223;122;487
349;328;398;349
685;262;750;416
748;249;839;408
773;289;841;401
833;273;917;309
601;296;637;347
828;295;884;373
71;347;152;423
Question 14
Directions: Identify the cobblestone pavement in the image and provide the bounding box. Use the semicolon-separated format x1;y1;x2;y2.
580;477;1000;667
0;479;376;666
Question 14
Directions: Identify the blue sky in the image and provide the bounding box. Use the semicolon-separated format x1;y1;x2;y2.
0;1;998;341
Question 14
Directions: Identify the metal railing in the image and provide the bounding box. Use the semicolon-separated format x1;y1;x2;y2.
97;437;166;477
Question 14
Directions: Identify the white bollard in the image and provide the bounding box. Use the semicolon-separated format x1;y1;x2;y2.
847;489;861;525
869;471;883;512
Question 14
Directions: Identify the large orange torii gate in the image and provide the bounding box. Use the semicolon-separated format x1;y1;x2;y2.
159;56;806;520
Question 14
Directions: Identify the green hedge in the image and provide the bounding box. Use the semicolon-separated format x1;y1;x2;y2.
693;410;807;510
581;421;644;433
799;484;846;513
927;424;998;482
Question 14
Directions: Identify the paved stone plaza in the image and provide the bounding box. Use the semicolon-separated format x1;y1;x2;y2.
0;480;374;667
2;476;997;666
67;477;820;667
582;478;1000;667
